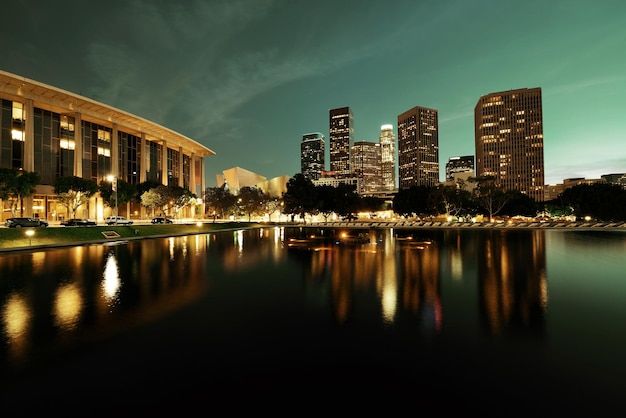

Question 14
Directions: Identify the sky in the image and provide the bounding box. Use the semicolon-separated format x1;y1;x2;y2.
2;0;625;187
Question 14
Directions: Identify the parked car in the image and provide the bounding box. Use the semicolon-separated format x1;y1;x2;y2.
5;217;49;228
61;218;97;227
104;216;133;225
151;217;173;224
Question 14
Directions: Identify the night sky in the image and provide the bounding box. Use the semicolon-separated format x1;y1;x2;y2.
2;0;625;186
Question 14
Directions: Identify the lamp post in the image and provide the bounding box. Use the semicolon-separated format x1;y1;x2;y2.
25;229;34;246
107;175;118;224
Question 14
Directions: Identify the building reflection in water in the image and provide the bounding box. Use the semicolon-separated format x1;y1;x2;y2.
0;236;209;371
0;226;551;375
477;230;548;335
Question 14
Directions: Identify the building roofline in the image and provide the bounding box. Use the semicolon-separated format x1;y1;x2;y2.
0;69;215;157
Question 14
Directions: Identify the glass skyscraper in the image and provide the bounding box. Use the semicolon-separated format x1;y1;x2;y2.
474;87;544;201
397;106;439;189
300;132;325;180
329;107;353;178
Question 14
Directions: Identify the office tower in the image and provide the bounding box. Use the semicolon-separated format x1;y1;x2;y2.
446;155;475;182
351;141;381;195
397;106;439;189
329;106;353;178
474;87;545;201
300;132;325;180
379;124;396;191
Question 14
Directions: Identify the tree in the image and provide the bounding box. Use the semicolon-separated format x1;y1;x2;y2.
392;185;433;218
499;191;538;218
54;176;98;219
282;174;316;223
264;198;283;222
140;189;163;217
469;176;509;222
237;186;268;222
560;183;626;221
98;178;136;210
204;185;237;222
0;168;40;216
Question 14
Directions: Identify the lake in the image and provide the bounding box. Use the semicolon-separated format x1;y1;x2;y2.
1;226;625;416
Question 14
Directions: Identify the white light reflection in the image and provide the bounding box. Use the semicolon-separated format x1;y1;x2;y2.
54;283;83;331
169;237;175;260
235;230;244;253
102;251;121;307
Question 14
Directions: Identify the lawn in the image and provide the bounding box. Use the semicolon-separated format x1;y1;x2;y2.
0;221;268;250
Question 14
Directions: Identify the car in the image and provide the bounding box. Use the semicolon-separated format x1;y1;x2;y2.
5;217;49;228
151;217;173;224
61;218;97;227
104;216;133;225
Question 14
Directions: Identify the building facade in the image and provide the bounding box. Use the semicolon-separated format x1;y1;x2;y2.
0;70;214;222
397;106;439;189
300;132;325;180
329;107;353;178
378;124;396;191
445;155;475;182
351;141;381;195
474;87;545;201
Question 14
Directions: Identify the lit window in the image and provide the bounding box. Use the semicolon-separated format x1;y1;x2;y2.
11;129;24;141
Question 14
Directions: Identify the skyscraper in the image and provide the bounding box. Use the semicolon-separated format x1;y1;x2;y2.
474;87;544;201
379;124;396;191
300;132;325;180
397;106;439;189
351;141;381;195
329;107;353;178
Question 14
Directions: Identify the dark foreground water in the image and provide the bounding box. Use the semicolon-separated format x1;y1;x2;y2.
0;226;625;415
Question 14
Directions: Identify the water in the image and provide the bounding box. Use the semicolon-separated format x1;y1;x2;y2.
0;226;625;415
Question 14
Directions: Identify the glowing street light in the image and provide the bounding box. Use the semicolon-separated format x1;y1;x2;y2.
107;175;118;224
25;229;34;246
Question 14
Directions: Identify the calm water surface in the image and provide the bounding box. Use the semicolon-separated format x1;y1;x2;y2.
0;226;625;415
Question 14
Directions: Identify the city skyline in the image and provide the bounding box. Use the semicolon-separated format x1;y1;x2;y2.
2;0;624;187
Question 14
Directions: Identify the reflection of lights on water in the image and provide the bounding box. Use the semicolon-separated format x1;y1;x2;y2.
381;285;397;324
54;283;83;331
102;251;121;306
539;269;549;310
235;230;244;252
2;293;31;341
169;237;175;260
451;252;463;281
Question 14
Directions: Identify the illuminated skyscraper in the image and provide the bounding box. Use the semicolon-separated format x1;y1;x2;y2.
379;124;396;191
351;141;381;194
300;132;325;180
474;87;544;201
397;106;439;189
329;106;353;178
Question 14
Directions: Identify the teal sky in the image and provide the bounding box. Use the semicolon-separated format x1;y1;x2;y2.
2;0;625;187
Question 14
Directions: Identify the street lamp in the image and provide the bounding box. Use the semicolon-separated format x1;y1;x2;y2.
107;175;118;224
25;229;34;246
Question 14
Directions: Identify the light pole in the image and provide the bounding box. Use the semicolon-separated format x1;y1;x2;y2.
107;175;118;224
25;229;34;246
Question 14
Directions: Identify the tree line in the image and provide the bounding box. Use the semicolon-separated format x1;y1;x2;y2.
205;173;626;223
0;168;197;219
3;168;626;222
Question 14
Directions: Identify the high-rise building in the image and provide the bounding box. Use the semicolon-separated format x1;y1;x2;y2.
351;141;381;195
379;124;396;191
300;132;325;180
329;107;353;178
445;155;474;182
474;87;544;201
397;106;439;189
